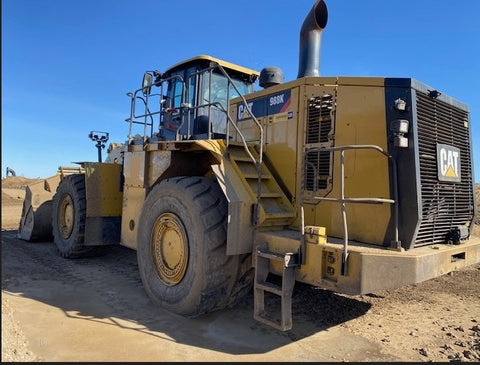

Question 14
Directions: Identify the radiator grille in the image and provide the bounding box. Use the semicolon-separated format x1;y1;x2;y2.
415;92;474;247
305;94;334;191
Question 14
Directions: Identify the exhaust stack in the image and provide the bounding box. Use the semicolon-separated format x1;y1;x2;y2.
297;0;328;78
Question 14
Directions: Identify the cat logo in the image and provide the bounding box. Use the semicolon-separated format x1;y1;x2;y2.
436;144;461;183
237;102;254;121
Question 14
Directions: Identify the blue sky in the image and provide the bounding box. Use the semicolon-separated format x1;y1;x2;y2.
2;0;480;182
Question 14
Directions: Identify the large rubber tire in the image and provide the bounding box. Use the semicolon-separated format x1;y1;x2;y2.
52;174;97;258
137;176;241;317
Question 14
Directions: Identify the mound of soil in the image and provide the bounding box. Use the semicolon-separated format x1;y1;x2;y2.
1;192;23;206
1;177;42;190
1;177;42;207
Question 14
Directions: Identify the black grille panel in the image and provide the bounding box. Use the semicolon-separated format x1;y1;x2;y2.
415;92;474;247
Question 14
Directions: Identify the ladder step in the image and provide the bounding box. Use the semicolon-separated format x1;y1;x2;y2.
243;173;271;179
260;192;283;198
231;155;255;162
256;249;299;267
254;312;291;332
263;211;295;220
256;282;282;296
259;219;294;228
228;140;260;146
253;247;299;331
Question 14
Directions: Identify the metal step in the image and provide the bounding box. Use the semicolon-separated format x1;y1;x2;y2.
243;172;272;180
227;143;295;228
260;193;282;200
254;245;299;331
227;143;260;161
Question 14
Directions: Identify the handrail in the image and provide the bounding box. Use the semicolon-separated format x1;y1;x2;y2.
212;63;264;162
302;144;401;275
126;74;186;143
195;96;264;226
212;63;265;225
190;101;258;165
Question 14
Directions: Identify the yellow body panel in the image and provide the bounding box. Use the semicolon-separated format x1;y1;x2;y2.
232;76;393;245
308;78;392;246
264;85;300;204
120;151;147;249
120;185;146;249
84;163;123;217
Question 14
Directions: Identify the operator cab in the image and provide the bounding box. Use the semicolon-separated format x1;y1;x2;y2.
128;55;259;142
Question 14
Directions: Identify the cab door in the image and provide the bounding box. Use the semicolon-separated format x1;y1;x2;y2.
161;66;198;140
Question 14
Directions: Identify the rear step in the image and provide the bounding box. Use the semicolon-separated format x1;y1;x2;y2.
254;245;299;331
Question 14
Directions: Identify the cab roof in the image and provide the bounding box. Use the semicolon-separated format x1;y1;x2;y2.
165;55;260;79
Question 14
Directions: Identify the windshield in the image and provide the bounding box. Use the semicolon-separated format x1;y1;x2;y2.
202;72;255;109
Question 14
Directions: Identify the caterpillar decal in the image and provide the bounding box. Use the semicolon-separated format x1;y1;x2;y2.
437;143;461;182
237;90;291;121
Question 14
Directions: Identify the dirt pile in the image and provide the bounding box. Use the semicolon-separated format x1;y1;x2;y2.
338;264;480;362
1;176;42;190
1;177;42;206
1;192;23;206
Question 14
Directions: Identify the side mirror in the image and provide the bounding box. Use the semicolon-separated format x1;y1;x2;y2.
142;73;153;95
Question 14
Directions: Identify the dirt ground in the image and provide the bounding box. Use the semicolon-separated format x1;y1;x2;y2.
2;176;480;362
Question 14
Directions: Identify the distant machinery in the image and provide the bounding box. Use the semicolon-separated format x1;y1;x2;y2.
6;167;16;177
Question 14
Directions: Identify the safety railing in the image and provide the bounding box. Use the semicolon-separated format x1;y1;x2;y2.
300;145;400;274
125;74;186;143
215;64;265;225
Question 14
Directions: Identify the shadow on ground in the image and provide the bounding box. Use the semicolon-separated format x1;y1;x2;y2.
1;229;371;355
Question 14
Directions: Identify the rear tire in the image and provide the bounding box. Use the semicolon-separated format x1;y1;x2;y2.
52;174;97;258
137;176;240;316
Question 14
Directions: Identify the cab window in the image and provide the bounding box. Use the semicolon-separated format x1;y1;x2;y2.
173;76;183;108
201;71;255;108
186;66;197;107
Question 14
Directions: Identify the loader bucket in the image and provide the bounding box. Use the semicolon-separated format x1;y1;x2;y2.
18;175;61;241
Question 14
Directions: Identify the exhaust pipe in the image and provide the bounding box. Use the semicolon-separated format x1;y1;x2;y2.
297;0;328;78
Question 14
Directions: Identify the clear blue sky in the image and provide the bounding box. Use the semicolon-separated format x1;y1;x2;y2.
2;0;480;182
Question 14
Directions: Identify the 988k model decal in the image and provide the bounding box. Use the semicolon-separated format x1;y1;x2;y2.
237;90;291;121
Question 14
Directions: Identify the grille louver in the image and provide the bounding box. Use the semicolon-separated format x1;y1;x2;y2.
305;94;334;192
415;92;474;247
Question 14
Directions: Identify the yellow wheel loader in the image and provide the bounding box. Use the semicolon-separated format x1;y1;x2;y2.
19;0;479;331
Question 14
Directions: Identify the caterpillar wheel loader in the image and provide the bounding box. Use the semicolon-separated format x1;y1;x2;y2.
19;0;479;331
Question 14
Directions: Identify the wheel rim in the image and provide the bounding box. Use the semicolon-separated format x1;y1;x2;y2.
58;194;74;239
151;213;189;286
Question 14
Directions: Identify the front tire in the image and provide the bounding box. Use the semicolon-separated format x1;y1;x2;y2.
137;176;240;316
52;174;97;258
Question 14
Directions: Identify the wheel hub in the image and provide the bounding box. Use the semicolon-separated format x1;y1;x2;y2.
58;194;74;239
151;213;188;285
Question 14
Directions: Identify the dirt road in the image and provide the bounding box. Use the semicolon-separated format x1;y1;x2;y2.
2;177;480;362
